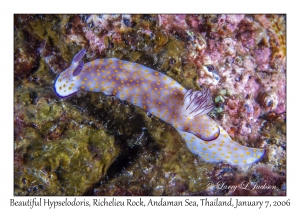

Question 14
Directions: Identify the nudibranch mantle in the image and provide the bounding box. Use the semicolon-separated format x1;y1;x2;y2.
54;49;265;166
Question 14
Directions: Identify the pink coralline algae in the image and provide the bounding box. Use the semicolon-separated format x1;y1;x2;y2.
217;15;244;34
189;15;285;143
14;14;286;196
158;14;188;31
254;47;271;71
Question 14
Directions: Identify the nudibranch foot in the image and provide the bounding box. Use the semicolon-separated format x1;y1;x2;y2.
177;127;266;166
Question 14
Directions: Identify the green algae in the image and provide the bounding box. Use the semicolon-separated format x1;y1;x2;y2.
215;95;225;103
31;58;53;86
26;15;66;56
22;15;80;63
14;83;120;195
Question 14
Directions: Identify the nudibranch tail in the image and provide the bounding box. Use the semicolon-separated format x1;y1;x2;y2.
53;49;266;167
177;128;266;166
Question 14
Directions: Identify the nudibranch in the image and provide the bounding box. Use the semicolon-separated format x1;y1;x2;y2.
54;49;266;166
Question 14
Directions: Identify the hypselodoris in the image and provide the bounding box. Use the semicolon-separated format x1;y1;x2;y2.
54;49;266;166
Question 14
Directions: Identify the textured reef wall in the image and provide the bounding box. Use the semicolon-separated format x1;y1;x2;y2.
14;14;286;195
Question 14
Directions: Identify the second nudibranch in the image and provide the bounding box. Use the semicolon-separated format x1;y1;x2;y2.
54;49;266;166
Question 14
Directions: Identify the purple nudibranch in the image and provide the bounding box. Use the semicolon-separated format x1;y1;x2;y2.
54;49;266;166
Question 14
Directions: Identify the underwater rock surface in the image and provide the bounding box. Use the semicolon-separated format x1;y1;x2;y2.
14;14;286;195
